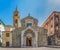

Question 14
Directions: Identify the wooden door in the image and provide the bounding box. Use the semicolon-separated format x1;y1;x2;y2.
26;37;32;46
6;42;9;47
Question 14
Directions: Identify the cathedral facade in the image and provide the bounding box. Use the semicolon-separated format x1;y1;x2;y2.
2;8;47;47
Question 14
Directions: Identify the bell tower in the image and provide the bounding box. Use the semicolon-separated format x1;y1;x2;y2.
13;7;21;28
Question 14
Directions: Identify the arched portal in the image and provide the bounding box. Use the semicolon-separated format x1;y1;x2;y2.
23;29;35;47
21;28;38;47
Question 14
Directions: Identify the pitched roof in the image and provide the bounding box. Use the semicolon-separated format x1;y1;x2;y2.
42;11;60;26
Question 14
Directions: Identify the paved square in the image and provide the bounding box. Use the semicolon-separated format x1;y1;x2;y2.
0;47;60;50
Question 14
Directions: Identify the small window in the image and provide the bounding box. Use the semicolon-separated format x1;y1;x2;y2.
6;33;9;37
56;26;58;30
51;25;53;28
54;14;59;18
46;23;48;27
15;13;18;16
55;23;58;26
51;17;53;20
27;23;32;27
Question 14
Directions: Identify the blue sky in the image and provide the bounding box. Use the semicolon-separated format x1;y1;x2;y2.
0;0;60;26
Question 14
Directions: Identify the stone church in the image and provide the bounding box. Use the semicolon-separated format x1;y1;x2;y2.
2;7;48;47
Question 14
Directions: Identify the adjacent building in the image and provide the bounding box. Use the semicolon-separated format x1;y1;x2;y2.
2;7;48;47
2;25;15;47
0;20;5;42
42;11;60;45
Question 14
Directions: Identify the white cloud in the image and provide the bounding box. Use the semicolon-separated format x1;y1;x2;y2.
48;0;60;6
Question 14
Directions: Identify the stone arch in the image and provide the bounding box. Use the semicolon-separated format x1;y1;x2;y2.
21;27;38;47
24;29;35;46
24;29;35;37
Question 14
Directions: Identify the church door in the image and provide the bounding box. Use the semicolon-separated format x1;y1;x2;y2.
26;37;32;46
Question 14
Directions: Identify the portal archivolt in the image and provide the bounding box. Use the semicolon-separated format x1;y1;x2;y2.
24;29;35;46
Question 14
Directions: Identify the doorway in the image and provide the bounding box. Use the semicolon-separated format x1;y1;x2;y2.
26;37;32;46
6;42;9;47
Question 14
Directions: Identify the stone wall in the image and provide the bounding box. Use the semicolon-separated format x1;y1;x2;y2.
12;29;21;47
38;28;47;47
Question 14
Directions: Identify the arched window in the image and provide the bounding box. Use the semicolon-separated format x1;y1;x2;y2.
15;14;18;16
26;23;32;27
15;19;18;23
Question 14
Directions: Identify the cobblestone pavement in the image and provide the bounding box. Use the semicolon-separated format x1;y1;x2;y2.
0;47;60;50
